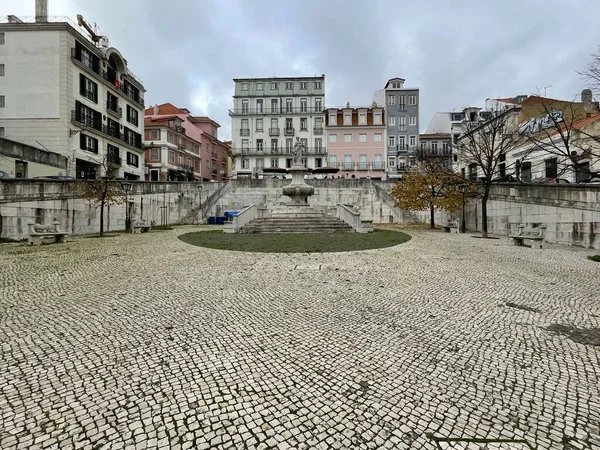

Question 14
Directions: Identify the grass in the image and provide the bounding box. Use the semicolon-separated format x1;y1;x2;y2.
588;255;600;262
178;229;411;253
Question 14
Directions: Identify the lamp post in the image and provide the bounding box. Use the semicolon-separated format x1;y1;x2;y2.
458;183;467;234
197;184;203;224
121;181;132;230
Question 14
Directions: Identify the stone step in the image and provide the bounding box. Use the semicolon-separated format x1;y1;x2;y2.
241;215;354;233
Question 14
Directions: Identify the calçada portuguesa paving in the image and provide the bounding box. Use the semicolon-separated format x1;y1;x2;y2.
0;226;599;450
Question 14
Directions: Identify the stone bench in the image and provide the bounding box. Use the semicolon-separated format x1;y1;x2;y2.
131;220;152;234
509;224;546;249
27;220;68;246
441;219;460;233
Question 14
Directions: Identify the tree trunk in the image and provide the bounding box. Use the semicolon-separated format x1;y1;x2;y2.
100;196;106;237
481;194;489;238
429;203;435;229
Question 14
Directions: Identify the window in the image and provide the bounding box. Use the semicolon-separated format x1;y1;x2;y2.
399;116;406;131
167;132;174;144
398;136;406;150
271;139;278;152
127;105;139;127
469;163;478;180
545;157;558;178
256;99;263;113
80;45;94;70
80;74;98;103
329;155;338;166
388;136;396;147
256;159;264;169
242;139;249;150
271;82;278;90
388;157;396;167
241;119;248;130
271;158;279;167
242;159;249;169
329;134;338;143
359;113;366;125
271;99;278;113
408;95;417;106
256;139;264;152
359;154;368;170
315;138;323;151
0;33;4;45
374;154;383;169
194;144;200;153
286;99;293;113
0;64;4;77
389;116;396;126
169;151;175;163
343;155;353;170
300;118;307;130
431;141;438;154
374;133;382;142
286;139;293;153
521;161;532;183
344;134;352;142
286;158;293;168
286;81;293;90
270;118;278;129
300;98;307;113
315;98;322;111
399;96;406;109
242;99;249;113
80;134;98;153
329;114;337;126
409;116;416;126
150;148;159;161
256;118;263;131
300;81;307;90
344;114;351;125
315;81;322;89
241;82;249;91
285;118;293;131
374;113;382;124
168;119;174;128
387;95;396;106
257;83;263;91
0;95;4;108
359;133;367;142
150;129;159;140
442;141;450;154
178;155;184;166
195;160;200;171
315;117;323;129
0;127;4;137
409;135;416;147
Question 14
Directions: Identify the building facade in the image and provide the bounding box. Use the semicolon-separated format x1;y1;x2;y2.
372;78;419;177
144;103;230;182
324;104;386;179
0;137;67;178
0;12;145;180
229;76;326;178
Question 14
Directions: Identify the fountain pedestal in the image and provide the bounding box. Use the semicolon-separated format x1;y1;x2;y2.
271;163;321;218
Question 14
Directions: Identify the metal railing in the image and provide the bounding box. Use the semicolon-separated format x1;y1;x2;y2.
240;128;250;136
284;128;295;135
269;128;280;136
314;127;324;135
229;107;326;116
342;163;355;170
106;102;122;118
106;148;121;166
235;147;326;156
72;110;142;149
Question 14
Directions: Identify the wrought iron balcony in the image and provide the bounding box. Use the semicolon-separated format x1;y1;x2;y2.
269;128;280;136
240;128;250;136
372;162;385;170
106;149;121;166
357;163;370;171
229;107;326;116
342;162;355;170
102;124;121;139
106;102;122;119
284;128;295;136
236;146;325;156
314;127;324;135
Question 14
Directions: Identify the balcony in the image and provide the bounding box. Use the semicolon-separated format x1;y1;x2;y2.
372;162;385;170
269;128;280;136
314;127;324;135
106;149;121;166
229;107;326;116
342;162;355;170
106;102;123;119
328;162;340;168
357;163;370;171
236;146;325;156
284;128;295;136
102;124;121;139
240;128;250;136
176;126;186;134
71;109;101;132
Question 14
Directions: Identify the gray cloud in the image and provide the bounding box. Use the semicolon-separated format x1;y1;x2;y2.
4;0;600;139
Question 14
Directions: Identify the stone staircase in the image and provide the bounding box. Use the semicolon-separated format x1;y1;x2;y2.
241;215;354;233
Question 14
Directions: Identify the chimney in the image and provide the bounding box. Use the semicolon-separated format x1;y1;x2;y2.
153;104;159;115
582;89;593;103
35;0;48;23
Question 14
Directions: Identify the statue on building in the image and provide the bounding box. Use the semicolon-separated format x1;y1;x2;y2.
292;137;305;166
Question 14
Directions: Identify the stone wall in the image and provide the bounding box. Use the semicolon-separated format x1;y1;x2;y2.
0;180;223;240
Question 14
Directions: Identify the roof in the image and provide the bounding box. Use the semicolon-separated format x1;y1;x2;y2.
423;112;452;134
233;76;325;82
546;114;600;138
420;133;451;139
190;116;221;128
384;77;405;88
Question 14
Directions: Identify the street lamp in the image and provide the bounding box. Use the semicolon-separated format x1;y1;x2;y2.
197;184;203;224
458;183;467;234
121;181;132;230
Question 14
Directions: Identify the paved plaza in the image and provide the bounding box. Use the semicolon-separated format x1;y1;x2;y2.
1;226;599;450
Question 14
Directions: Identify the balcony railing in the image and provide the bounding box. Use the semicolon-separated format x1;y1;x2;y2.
102;124;121;139
229;107;326;116
269;128;280;136
372;162;385;170
328;162;340;168
72;110;142;150
106;149;121;166
240;128;250;136
341;163;355;170
357;163;370;171
71;110;101;132
284;128;295;135
314;127;324;135
236;147;326;156
106;102;123;119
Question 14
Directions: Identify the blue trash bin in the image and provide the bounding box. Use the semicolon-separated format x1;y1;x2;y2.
208;216;216;225
216;217;225;225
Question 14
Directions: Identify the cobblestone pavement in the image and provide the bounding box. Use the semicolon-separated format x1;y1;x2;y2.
1;226;599;450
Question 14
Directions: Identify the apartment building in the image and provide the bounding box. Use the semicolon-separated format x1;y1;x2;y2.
144;103;230;182
372;77;420;178
324;103;386;179
0;4;145;179
229;76;326;178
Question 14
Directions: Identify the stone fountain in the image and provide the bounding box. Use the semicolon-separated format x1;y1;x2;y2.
279;137;316;212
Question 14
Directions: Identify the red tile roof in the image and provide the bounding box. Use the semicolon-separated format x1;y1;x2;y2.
546;114;600;138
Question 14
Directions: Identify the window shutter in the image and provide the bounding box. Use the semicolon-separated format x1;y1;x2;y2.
92;54;100;73
93;82;98;103
79;74;85;96
75;41;82;59
94;110;102;130
80;133;85;150
93;138;98;153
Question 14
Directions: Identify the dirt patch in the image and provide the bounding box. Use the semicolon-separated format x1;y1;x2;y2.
545;324;600;347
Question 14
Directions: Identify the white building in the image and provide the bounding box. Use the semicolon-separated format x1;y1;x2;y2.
229;76;326;178
0;4;145;180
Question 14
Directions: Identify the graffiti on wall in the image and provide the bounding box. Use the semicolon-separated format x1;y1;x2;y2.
518;110;564;136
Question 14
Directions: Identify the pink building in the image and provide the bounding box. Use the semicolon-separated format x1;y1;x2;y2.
325;104;386;179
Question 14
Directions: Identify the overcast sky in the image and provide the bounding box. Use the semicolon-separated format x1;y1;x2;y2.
4;0;600;139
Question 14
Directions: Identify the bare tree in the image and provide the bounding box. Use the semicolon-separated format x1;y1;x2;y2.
519;95;600;181
77;153;126;237
579;46;600;96
457;107;522;238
